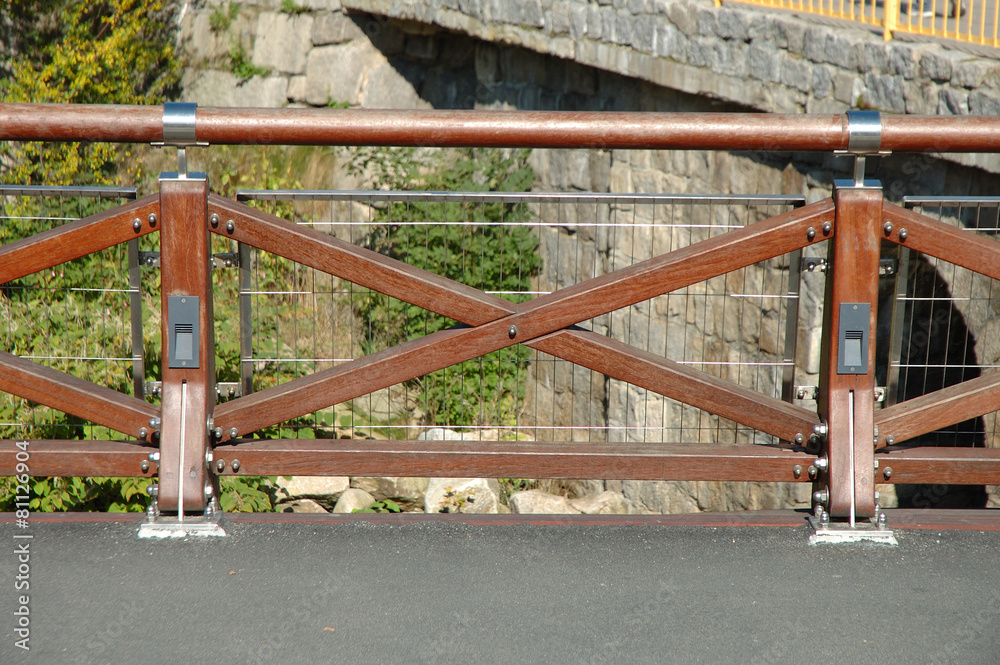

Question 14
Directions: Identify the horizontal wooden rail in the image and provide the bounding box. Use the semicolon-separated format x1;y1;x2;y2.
0;440;157;477
211;439;815;482
875;446;1000;485
3;104;1000;152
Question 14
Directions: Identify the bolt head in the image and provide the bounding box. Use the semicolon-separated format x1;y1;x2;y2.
231;459;241;472
147;213;157;226
229;427;239;439
226;220;235;234
133;218;142;232
140;459;150;473
210;213;220;227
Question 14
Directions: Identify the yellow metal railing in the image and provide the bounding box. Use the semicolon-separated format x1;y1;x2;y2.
717;0;1000;47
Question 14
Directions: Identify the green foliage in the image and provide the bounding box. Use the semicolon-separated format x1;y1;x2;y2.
280;0;309;14
209;2;240;32
218;476;276;512
0;476;153;513
350;148;540;428
229;43;271;82
0;0;181;185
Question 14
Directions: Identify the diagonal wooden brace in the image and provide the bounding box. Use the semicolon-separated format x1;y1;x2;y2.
156;175;215;515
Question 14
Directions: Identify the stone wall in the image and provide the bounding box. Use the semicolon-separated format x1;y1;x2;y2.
173;0;1000;512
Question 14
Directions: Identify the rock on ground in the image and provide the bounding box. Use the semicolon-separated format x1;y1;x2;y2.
424;478;503;514
509;490;582;514
332;488;377;513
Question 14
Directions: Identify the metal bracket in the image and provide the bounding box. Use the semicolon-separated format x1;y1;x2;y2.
832;110;891;187
138;252;239;270
808;503;896;545
796;386;886;403
151;102;209;178
802;257;828;273
144;381;242;399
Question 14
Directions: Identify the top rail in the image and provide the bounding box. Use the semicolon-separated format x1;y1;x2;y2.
3;104;1000;153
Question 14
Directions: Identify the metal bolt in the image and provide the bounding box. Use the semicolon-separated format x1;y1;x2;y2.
226;220;235;234
822;221;832;235
205;449;213;466
146;484;159;497
792;465;802;479
807;465;818;478
147;213;157;226
229;427;239;440
813;488;829;505
813;456;829;472
883;221;893;235
210;213;220;228
204;484;214;498
874;491;880;501
898;228;908;242
133;218;142;232
149;417;161;429
806;227;816;241
878;512;887;528
793;433;804;445
820;510;830;527
813;423;828;437
216;459;226;473
508;325;518;339
147;451;160;463
139;427;148;440
874;459;879;470
214;427;223;440
885;435;895;446
140;459;150;473
231;459;241;472
883;466;893;480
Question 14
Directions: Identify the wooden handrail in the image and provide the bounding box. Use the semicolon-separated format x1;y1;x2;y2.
3;104;1000;153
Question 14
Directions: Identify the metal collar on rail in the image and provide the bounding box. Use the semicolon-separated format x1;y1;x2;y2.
838;111;887;187
154;102;208;178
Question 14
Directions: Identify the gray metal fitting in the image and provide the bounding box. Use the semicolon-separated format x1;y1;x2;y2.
146;484;159;497
813;488;829;505
147;451;160;463
229;427;239;439
813;456;829;472
231;459;241;472
813;423;828;437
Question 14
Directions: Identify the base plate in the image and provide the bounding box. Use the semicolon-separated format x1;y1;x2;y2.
808;516;897;546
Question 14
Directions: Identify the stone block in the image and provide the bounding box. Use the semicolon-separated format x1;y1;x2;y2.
278;499;329;513
569;3;588;38
903;80;936;115
860;42;889;73
665;1;697;37
569;490;631;514
780;55;812;93
655;23;687;60
360;60;429;108
812;64;832;99
287;74;309;102
920;48;957;82
952;58;1000;89
937;87;969;115
888;43;919;80
351;476;430;509
424;478;503;513
253;12;313;75
273;476;351;501
587;5;603;40
305;41;372;106
549;1;572;34
633;15;655;53
509;489;582;514
969;90;1000;115
832;71;862;105
747;44;780;83
181;69;290;107
312;11;366;46
714;7;748;42
332;488;377;513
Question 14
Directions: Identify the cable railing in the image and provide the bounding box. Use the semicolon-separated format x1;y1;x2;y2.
0;104;999;538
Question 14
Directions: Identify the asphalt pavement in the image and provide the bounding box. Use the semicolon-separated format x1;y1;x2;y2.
0;510;998;665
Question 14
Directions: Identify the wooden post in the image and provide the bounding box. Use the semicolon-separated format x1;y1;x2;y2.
818;183;882;520
157;174;214;514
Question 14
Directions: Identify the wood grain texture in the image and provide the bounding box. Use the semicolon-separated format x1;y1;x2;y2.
876;371;1000;447
4;104;1000;153
819;187;881;519
0;194;159;284
875;446;1000;485
0;439;157;477
0;350;158;437
156;177;214;513
212;439;815;481
882;202;1000;281
214;199;834;436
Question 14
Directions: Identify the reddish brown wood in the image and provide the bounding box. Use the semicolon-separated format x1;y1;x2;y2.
0;439;157;477
157;177;214;514
882;203;1000;281
0;350;158;438
819;187;881;519
875;372;1000;447
875;446;1000;485
207;195;512;325
4;104;1000;153
0;194;159;284
530;330;819;443
214;200;833;436
211;439;814;481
